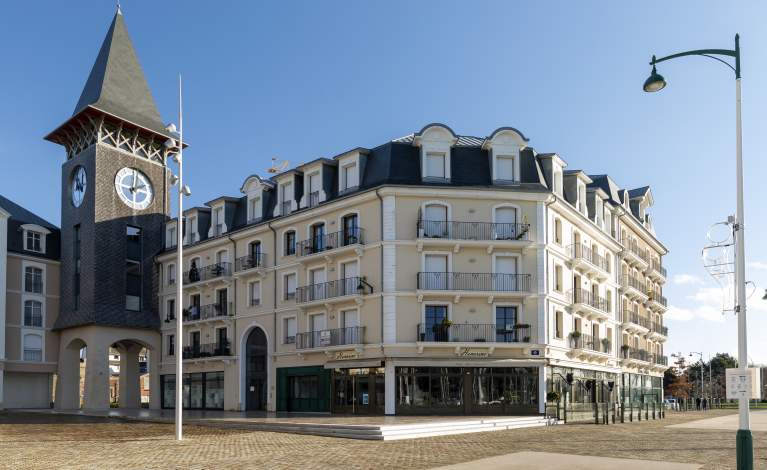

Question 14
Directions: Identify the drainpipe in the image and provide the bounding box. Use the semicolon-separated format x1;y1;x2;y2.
375;189;384;345
269;222;277;354
228;235;237;357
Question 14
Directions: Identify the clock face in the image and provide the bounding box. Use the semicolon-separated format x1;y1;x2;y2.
115;167;153;210
71;166;87;208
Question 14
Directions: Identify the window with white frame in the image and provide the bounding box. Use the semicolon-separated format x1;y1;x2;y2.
555;311;563;339
189;216;198;243
167;263;176;285
24;266;43;294
341;162;358;191
248;196;262;222
249;280;261;306
554;264;563;293
166;298;175;321
24;300;43;327
23;333;43;361
284;273;296;300
284;317;297;344
554;218;563;245
212;206;224;235
167;224;177;248
307;172;321;207
424;152;446;179
341;309;359;329
495;155;516;182
26;231;42;252
280;181;293;213
553;166;563;196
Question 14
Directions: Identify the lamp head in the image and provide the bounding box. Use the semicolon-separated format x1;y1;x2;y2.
643;64;666;93
165;123;178;133
169;174;179;186
164;138;178;150
182;185;192;197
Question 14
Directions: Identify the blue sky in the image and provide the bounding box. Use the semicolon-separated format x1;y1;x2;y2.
1;1;766;363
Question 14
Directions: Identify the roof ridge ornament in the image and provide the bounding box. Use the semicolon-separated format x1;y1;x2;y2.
117;0;122;15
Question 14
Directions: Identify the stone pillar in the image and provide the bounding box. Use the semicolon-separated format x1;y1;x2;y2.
118;345;141;409
83;340;110;410
148;348;161;410
384;360;395;415
538;365;547;414
55;342;82;410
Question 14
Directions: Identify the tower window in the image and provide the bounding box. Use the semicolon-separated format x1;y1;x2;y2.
126;226;142;311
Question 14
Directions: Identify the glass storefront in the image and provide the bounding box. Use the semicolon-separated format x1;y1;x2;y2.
548;367;618;404
332;367;385;414
276;366;331;412
621;373;663;405
161;371;224;410
396;366;539;415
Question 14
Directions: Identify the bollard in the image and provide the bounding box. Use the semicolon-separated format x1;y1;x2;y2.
652;402;656;420
621;403;625;423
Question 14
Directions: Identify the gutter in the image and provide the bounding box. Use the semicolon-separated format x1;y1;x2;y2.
228;234;237;356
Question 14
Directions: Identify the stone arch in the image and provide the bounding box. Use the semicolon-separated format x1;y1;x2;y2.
239;322;271;411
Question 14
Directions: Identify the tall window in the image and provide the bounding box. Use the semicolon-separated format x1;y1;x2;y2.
424;305;448;341
74;225;81;309
555;311;563;339
284;273;296;300
189;216;198;243
167;225;177;248
168;334;175;356
24;300;43;327
342;162;358;191
495;306;518;342
554;219;563;245
24;267;43;294
249;281;261;306
284;317;297;344
167;263;176;285
342;214;359;245
495;155;515;182
425;152;446;179
310;223;325;253
213;207;224;235
249;197;262;222
284;230;296;256
23;334;42;362
26;231;42;252
554;265;563;293
126;226;142;311
167;299;176;321
249;241;262;267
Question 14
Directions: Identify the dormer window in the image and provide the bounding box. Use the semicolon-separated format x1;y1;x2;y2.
240;175;273;224
414;124;457;182
553;166;563;195
425;152;446;179
21;224;49;254
212;206;224;236
188;216;198;243
495;155;516;182
306;172;321;207
26;231;42;252
166;223;177;249
279;181;293;215
248;196;262;223
341;162;358;192
577;184;587;215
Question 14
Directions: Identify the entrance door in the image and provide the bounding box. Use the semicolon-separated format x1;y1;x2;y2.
245;328;268;411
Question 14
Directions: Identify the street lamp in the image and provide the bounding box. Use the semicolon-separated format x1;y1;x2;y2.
165;74;190;441
643;34;751;469
689;352;704;402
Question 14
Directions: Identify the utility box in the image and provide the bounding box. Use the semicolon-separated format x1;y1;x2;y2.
726;368;762;400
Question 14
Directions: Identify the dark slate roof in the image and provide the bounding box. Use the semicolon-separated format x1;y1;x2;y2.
588;174;622;205
65;10;169;138
392;134;485;147
0;195;61;261
628;186;650;198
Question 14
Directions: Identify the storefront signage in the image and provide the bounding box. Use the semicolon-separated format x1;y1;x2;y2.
459;348;490;358
334;350;361;360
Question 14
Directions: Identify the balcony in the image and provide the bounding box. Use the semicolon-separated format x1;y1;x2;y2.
620;238;650;269
620;346;652;365
416;272;532;301
183;341;232;360
296;276;367;306
654;354;669;366
416;323;531;343
647;260;667;282
649;322;669;340
296;326;364;349
234;253;268;274
568;244;610;280
621;275;649;302
416;220;532;253
184;262;232;286
620;309;651;333
647;292;668;312
296;228;365;259
568;333;611;361
183;302;232;323
568;288;611;321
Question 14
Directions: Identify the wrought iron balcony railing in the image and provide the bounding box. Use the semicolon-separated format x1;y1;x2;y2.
416;323;531;343
183;340;231;359
235;253;267;272
648;293;668;307
184;262;232;284
621;346;652;362
569;333;610;353
569;243;611;273
568;288;610;313
651;322;669;336
417;272;532;292
307;191;320;208
651;260;668;278
416;219;531;241
296;326;364;349
183;302;232;322
296;277;363;303
621;238;650;263
621;310;652;329
296;228;365;257
622;275;647;293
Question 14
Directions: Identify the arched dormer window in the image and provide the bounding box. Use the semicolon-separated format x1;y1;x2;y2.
412;124;457;182
482;127;528;185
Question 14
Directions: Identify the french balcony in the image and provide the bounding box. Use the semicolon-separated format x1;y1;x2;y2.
567;244;611;280
295;276;369;307
416;272;533;303
307;191;321;208
296;228;365;260
568;288;611;321
568;333;611;361
416;323;532;344
647;292;668;312
647;260;667;282
295;326;364;349
620;346;653;365
183;262;232;287
620;239;650;269
416;220;532;253
620;310;651;334
183;302;233;323
654;354;669;367
234;253;268;276
182;340;232;360
621;275;649;302
648;322;669;341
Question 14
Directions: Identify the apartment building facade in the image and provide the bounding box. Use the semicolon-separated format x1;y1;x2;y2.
156;124;669;415
0;195;61;409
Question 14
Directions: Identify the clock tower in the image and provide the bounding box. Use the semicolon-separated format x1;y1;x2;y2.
45;8;173;410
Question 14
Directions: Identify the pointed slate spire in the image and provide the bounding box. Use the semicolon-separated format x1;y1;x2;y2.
71;8;166;135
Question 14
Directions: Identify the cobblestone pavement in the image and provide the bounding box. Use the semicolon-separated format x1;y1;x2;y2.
1;410;764;470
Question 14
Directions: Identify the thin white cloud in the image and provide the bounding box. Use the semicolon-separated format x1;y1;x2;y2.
666;304;725;323
748;261;767;271
672;274;704;286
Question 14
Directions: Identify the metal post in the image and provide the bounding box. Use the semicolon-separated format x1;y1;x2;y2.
174;74;184;442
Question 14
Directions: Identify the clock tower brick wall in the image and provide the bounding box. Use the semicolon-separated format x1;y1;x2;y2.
56;142;169;330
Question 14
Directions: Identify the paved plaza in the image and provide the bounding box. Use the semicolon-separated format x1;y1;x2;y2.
2;409;765;469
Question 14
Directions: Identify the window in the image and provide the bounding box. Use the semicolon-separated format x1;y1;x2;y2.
249;241;262;267
24;300;43;327
249;281;261;306
422;204;448;238
341;309;359;329
495;306;518;342
167;264;176;285
23;334;43;361
284;273;296;300
26;231;42;252
284;231;296;256
425;152;446;179
342;214;360;245
554;218;563;245
126;226;142;311
168;334;175;356
167;299;176;321
25;266;43;294
74;225;81;309
248;196;262;222
555;311;563;339
310;313;326;332
310;223;326;253
554;265;563;293
495;155;515;182
307;172;321;207
553;166;563;195
280;182;293;213
284;317;297;344
213;207;224;235
342;162;358;191
423;305;448;341
189;216;198;243
167;225;177;248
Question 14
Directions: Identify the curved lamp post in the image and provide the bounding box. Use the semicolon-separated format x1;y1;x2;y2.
643;35;751;469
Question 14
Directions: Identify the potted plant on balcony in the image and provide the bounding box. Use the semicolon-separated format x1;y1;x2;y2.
601;337;611;352
569;330;581;348
432;318;453;342
621;344;630;358
546;390;561;403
